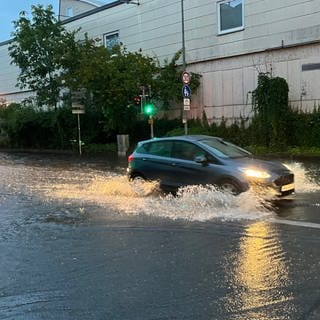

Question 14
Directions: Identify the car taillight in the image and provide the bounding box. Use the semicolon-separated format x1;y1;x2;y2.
128;154;134;162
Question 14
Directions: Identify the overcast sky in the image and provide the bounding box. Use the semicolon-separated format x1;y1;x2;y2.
0;0;114;43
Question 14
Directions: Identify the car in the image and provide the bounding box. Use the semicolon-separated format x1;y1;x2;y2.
127;135;295;197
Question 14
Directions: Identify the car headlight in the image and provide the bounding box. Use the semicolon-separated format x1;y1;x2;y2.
239;168;271;179
282;163;292;171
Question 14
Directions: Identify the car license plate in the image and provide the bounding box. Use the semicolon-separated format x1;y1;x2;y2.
281;183;295;192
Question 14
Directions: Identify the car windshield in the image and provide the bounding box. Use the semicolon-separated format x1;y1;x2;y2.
199;138;251;158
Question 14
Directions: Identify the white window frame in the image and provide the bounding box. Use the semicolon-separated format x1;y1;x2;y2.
104;31;120;50
217;0;244;35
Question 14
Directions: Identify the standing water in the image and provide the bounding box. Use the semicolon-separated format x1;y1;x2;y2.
0;152;319;320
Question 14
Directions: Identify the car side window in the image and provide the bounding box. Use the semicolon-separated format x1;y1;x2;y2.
172;141;205;161
206;153;220;164
144;141;172;157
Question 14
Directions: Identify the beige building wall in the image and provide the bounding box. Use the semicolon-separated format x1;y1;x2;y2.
188;43;320;124
1;0;320;122
59;0;102;20
0;42;31;104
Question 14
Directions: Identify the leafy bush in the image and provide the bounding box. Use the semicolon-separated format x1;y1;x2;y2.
252;74;290;150
2;100;320;157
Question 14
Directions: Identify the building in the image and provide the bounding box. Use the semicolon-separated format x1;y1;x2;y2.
1;0;320;124
59;0;104;20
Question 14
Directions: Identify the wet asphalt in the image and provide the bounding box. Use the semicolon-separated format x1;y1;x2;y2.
0;151;319;320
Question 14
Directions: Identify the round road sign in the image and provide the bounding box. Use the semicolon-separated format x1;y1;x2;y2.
182;71;191;85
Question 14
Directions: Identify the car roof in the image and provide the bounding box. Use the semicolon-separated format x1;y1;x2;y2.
139;135;219;144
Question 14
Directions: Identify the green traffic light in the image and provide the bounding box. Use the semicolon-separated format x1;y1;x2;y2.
143;103;155;116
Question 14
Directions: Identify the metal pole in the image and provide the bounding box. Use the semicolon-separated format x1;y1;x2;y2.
181;0;188;135
77;113;82;156
58;0;61;21
181;0;186;69
149;116;154;138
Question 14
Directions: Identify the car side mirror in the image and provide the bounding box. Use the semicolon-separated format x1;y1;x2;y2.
195;155;208;164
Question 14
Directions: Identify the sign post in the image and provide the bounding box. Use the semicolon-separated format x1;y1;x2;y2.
71;90;86;156
72;104;85;156
181;71;191;135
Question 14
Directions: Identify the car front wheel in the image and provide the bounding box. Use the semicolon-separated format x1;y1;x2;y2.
219;179;242;195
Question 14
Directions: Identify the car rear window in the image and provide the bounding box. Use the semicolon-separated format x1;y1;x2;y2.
138;141;172;157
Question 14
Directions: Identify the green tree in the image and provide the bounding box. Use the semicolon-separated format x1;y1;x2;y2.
8;5;202;138
64;41;202;132
63;39;160;133
9;5;78;109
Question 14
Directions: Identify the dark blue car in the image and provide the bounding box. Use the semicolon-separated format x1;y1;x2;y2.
127;135;295;197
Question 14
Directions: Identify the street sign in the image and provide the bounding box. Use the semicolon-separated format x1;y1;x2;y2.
72;103;85;114
182;71;191;85
182;85;191;98
183;98;190;111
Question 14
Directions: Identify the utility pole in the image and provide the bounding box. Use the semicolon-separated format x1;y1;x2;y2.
181;0;188;135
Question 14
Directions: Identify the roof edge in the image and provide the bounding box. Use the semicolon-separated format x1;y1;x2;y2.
60;0;124;25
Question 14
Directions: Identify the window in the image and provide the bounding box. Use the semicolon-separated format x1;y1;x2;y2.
217;0;244;35
66;7;73;17
200;137;251;158
104;31;119;50
172;142;205;161
142;141;173;157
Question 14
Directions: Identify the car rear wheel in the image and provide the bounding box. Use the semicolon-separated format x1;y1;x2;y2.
130;175;154;197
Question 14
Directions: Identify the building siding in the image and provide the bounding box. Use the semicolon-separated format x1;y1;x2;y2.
0;43;20;94
59;0;101;20
1;0;320;122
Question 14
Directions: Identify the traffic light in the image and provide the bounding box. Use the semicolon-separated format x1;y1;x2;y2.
143;102;156;116
133;96;141;105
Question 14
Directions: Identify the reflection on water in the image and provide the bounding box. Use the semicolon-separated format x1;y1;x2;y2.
224;222;295;320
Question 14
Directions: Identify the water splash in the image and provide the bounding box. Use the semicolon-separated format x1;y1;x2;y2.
140;186;272;222
41;161;319;222
2;158;319;223
283;162;320;193
44;175;273;222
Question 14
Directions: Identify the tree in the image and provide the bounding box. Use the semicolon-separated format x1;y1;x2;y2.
8;5;201;136
252;73;290;149
9;5;78;109
63;39;160;133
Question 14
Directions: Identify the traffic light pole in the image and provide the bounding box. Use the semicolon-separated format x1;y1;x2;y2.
139;85;155;138
149;116;154;138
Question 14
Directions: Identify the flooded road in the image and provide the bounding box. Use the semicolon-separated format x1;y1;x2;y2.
0;152;319;320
